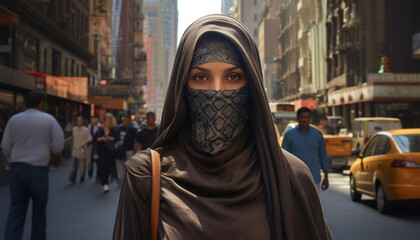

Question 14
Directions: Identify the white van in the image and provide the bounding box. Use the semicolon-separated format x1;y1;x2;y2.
352;117;402;151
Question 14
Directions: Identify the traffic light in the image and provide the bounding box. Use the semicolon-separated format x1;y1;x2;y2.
378;56;390;73
382;56;390;72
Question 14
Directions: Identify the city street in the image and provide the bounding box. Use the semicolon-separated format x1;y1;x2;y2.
0;159;121;240
1;162;420;240
1;0;420;239
321;171;420;240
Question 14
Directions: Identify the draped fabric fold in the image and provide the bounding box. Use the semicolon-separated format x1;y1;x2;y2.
113;14;332;240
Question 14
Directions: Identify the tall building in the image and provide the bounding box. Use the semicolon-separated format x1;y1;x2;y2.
295;0;317;109
233;0;263;44
89;0;145;118
275;0;322;111
133;0;148;115
277;0;300;101
310;0;328;113
257;0;280;100
0;0;93;125
221;0;234;15
89;0;113;85
143;0;177;117
115;0;135;82
326;0;420;128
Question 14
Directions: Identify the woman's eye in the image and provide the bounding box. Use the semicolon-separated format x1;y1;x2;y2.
227;74;241;81
193;75;208;81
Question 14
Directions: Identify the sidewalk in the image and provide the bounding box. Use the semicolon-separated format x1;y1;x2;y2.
0;159;121;240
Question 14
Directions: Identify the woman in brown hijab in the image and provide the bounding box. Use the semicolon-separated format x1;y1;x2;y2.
113;14;333;240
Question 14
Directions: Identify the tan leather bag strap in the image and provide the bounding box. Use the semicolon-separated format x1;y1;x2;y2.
151;149;161;240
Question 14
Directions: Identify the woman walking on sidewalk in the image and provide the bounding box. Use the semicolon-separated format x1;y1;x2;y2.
95;113;118;192
66;116;91;184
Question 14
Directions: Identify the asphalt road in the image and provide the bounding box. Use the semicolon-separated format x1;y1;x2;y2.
1;162;419;240
320;171;420;240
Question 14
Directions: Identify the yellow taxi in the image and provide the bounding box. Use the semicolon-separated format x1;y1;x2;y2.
277;122;298;147
349;129;420;214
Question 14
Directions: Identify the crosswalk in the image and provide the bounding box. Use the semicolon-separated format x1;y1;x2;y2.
328;172;350;192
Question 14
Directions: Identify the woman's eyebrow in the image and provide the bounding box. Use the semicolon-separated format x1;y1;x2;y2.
192;66;210;72
224;66;240;72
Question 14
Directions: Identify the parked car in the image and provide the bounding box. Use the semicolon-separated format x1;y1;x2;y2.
323;134;352;170
327;116;342;134
349;129;420;213
351;117;402;151
278;122;298;146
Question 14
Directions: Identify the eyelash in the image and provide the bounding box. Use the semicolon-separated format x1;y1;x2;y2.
193;74;208;81
226;73;242;81
192;73;243;81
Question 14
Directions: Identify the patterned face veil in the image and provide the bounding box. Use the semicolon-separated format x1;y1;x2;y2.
186;34;250;156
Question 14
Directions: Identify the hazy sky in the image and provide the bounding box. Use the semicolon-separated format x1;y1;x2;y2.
177;0;222;44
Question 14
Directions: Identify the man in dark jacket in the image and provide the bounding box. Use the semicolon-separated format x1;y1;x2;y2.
115;115;137;183
135;112;159;152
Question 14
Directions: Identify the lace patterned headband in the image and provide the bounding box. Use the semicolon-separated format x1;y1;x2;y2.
190;34;243;68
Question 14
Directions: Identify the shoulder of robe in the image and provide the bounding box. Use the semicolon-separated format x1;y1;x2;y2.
125;149;152;177
281;148;318;198
281;148;312;179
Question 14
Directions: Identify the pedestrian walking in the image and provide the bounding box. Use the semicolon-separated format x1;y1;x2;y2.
282;107;330;193
87;115;101;181
1;90;64;240
315;115;335;135
115;115;137;184
113;15;332;240
134;112;158;152
66;116;91;184
94;113;118;192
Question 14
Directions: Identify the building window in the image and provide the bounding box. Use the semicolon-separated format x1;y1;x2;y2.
0;26;14;67
52;48;61;75
254;13;257;21
19;33;39;71
87;72;91;85
65;58;68;76
71;59;75;76
43;48;47;73
81;65;87;76
254;0;257;6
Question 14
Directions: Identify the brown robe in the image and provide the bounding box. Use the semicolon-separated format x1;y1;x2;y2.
113;14;333;240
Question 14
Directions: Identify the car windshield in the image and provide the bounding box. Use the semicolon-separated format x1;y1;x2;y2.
367;121;401;137
394;134;420;152
272;114;296;136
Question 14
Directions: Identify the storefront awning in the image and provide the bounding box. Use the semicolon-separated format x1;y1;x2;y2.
25;71;88;103
328;73;420;106
0;6;19;26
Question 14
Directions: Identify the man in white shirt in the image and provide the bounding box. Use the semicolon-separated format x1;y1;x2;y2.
66;116;91;183
1;91;64;240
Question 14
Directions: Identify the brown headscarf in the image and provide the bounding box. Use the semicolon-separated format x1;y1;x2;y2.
114;14;332;240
